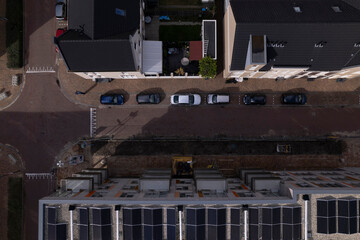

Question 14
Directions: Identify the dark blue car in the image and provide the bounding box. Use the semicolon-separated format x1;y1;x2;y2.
100;94;124;105
281;93;307;105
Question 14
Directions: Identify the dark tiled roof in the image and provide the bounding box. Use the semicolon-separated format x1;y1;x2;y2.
203;21;216;59
68;0;139;40
230;0;360;71
58;31;136;72
57;0;139;72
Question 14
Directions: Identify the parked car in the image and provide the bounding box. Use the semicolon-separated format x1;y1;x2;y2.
136;93;161;104
56;2;66;20
207;94;230;104
243;94;267;105
281;93;307;105
170;94;201;106
55;28;66;52
100;94;124;105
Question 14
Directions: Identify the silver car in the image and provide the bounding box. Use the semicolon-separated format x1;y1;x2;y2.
170;94;201;106
207;94;230;104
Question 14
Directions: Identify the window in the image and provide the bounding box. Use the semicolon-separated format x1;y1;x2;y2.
332;6;342;12
293;7;301;13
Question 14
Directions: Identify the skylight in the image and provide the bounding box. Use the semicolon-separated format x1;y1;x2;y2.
332;6;342;12
293;6;302;13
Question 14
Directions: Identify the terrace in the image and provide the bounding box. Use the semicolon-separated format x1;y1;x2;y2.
144;0;216;77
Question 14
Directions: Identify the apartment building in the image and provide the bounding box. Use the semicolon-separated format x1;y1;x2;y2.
39;167;360;240
224;0;360;80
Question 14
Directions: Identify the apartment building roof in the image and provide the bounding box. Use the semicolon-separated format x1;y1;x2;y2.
55;0;139;72
230;0;360;71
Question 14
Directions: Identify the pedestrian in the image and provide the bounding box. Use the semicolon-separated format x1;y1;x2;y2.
75;91;85;95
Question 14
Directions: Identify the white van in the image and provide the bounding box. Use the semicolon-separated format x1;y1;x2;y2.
207;94;230;104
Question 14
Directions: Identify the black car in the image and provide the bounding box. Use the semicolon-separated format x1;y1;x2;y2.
136;93;161;104
281;93;307;105
243;94;267;105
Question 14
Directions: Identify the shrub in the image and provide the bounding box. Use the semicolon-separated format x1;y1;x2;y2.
199;56;217;78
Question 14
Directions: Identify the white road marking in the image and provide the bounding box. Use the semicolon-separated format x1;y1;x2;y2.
26;66;55;73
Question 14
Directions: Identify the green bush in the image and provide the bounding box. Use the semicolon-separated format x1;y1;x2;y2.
199;56;217;78
7;177;23;240
6;0;23;68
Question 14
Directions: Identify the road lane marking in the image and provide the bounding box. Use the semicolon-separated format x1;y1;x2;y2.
26;66;55;73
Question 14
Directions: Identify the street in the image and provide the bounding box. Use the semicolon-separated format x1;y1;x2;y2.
96;105;360;139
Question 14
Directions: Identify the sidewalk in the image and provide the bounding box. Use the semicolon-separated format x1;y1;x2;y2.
58;60;360;107
0;5;24;111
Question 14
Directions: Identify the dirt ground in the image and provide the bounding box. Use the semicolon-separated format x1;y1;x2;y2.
86;137;359;178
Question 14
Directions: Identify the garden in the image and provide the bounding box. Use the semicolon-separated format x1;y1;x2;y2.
145;0;217;77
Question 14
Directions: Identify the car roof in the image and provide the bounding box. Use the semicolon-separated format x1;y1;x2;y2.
178;95;190;103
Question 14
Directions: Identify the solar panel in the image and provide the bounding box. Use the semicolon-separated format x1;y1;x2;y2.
317;198;336;234
144;208;163;226
167;208;176;225
144;225;163;240
249;208;259;240
282;206;302;240
92;208;111;225
337;198;358;234
123;208;142;226
186;208;205;240
230;208;241;240
208;225;226;240
123;208;142;240
249;208;258;224
167;225;176;240
79;225;89;240
48;223;67;240
79;208;89;225
47;207;57;224
92;225;111;240
123;225;141;240
249;225;258;240
230;208;240;225
144;208;163;240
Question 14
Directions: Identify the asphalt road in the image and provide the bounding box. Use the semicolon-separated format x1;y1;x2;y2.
0;73;89;239
97;105;360;139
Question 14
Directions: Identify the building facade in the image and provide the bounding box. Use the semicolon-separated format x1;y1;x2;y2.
40;167;360;240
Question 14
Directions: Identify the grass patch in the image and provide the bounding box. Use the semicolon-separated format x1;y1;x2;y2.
7;177;23;240
159;25;201;42
159;0;201;6
6;0;23;68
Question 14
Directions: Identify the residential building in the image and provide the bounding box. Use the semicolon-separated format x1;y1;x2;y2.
39;167;360;239
224;0;360;80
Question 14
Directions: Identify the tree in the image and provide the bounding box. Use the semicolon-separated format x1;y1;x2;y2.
199;56;217;79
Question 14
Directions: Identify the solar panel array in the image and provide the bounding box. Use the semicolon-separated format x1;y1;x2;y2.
167;208;177;240
78;208;89;240
261;206;281;240
47;206;67;240
123;208;142;240
282;206;301;240
249;207;259;240
48;223;67;240
317;198;337;234
207;207;226;240
230;207;241;240
91;208;112;240
186;207;206;240
338;198;357;234
143;208;163;240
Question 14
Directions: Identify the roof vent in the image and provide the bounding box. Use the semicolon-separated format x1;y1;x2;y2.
293;6;302;13
314;41;327;48
332;6;342;12
115;8;126;16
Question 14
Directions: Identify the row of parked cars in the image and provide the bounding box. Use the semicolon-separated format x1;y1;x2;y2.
100;93;307;105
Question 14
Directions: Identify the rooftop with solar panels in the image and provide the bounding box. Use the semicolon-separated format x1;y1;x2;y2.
40;167;360;240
